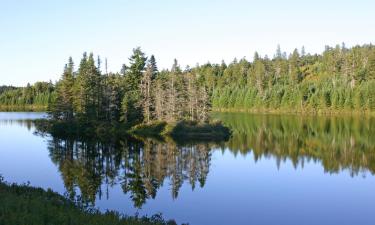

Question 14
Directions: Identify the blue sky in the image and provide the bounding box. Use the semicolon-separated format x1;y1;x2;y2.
1;0;375;86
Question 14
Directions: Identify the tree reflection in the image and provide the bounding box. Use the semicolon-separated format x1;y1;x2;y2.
40;114;375;208
217;113;375;176
47;136;213;208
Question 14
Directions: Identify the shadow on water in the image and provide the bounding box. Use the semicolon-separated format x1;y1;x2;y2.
30;113;375;208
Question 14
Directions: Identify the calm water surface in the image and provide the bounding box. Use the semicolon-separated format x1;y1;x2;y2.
0;112;375;225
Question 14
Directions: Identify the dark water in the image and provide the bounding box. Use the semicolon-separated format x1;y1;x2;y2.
1;112;375;225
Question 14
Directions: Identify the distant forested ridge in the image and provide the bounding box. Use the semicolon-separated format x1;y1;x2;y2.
1;43;375;114
211;44;375;113
0;82;54;110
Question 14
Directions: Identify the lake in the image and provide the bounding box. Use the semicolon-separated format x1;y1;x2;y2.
0;112;375;225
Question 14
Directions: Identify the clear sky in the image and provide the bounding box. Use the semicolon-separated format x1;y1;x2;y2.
1;0;375;86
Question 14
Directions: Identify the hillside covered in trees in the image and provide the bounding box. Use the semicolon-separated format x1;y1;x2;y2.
1;43;375;115
210;44;375;113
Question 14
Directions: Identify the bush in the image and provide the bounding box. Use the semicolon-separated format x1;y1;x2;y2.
0;179;177;225
164;120;231;141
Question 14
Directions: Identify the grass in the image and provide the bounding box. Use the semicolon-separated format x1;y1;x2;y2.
128;120;231;142
128;121;167;137
163;120;231;141
0;104;47;112
213;107;375;117
36;119;232;143
34;119;128;140
0;176;179;225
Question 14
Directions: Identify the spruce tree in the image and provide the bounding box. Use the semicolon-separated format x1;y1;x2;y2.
121;47;147;124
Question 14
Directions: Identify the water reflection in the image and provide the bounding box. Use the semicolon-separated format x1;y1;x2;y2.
36;113;375;208
46;136;215;208
0;119;35;130
217;113;375;175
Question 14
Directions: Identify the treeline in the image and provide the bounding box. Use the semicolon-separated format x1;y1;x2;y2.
49;48;210;125
2;43;375;114
0;85;16;95
208;44;375;113
0;82;54;110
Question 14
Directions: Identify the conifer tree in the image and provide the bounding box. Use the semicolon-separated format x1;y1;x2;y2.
122;47;147;124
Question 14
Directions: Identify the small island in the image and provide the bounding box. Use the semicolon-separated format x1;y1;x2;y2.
42;48;231;141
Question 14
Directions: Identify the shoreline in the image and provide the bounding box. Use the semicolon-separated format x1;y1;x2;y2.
1;105;374;117
0;105;47;112
34;119;232;143
212;108;375;117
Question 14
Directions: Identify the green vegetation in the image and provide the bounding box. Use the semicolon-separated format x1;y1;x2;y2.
0;85;16;95
0;177;178;225
129;121;167;137
164;120;231;141
48;49;210;125
128;120;231;141
1;44;375;115
0;82;54;111
36;118;230;144
28;47;228;140
211;44;375;114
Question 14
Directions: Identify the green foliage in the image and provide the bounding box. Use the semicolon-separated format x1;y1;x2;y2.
129;121;167;137
0;179;177;225
0;82;54;110
121;47;148;124
210;44;375;113
164;120;231;141
3;43;375;116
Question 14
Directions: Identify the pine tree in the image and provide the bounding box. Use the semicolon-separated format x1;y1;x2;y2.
140;58;157;123
73;52;102;121
51;57;75;120
149;55;158;79
289;49;302;84
121;47;147;124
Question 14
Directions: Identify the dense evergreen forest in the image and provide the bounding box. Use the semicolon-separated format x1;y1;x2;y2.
47;48;210;126
1;43;375;115
0;82;54;110
211;44;375;113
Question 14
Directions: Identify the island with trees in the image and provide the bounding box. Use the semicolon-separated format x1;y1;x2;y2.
33;47;230;140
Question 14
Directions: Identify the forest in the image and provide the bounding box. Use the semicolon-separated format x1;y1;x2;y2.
46;48;210;127
1;43;375;116
0;82;54;110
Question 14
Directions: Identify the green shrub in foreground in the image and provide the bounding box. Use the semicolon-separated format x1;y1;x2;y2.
0;177;179;225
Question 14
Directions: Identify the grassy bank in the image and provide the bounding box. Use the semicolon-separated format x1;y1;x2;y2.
127;120;231;142
34;119;129;140
163;121;231;141
36;119;232;142
0;177;178;225
213;107;375;117
0;104;47;112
